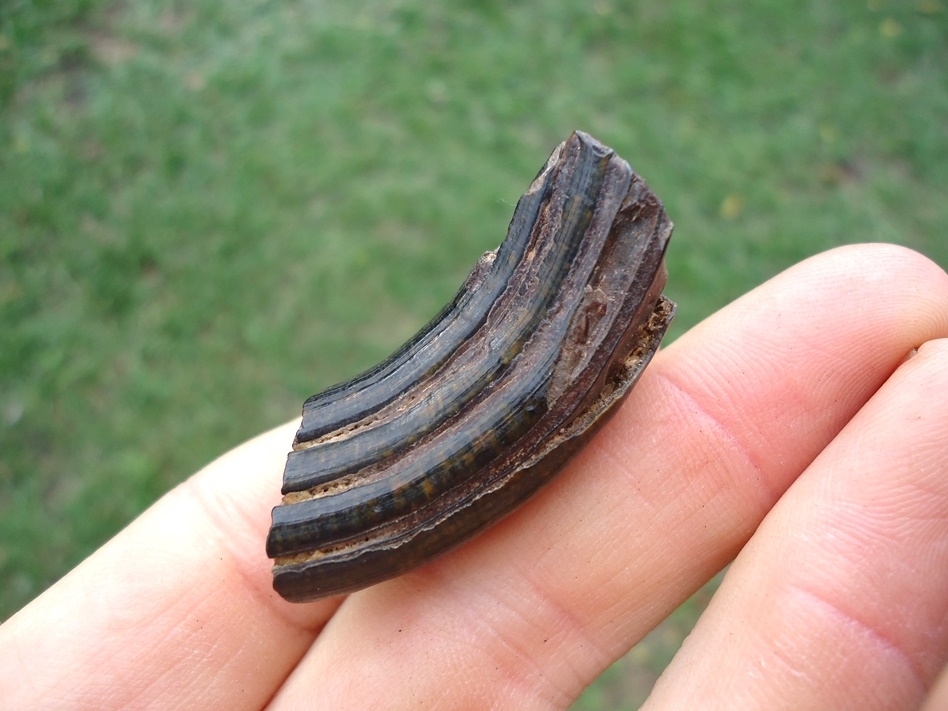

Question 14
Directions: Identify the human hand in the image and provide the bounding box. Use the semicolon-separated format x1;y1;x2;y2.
1;244;947;710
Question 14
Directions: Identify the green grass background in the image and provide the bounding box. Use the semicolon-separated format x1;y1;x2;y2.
1;0;945;706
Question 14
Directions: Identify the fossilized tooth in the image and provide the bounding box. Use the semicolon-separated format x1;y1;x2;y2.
267;131;676;602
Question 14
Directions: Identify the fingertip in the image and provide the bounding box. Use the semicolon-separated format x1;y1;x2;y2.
804;243;948;340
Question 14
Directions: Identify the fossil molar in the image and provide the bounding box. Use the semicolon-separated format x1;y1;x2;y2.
267;131;676;602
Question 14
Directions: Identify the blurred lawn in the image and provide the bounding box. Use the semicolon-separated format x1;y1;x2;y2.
1;0;945;706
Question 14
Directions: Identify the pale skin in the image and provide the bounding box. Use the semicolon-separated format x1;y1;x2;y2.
1;244;948;710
